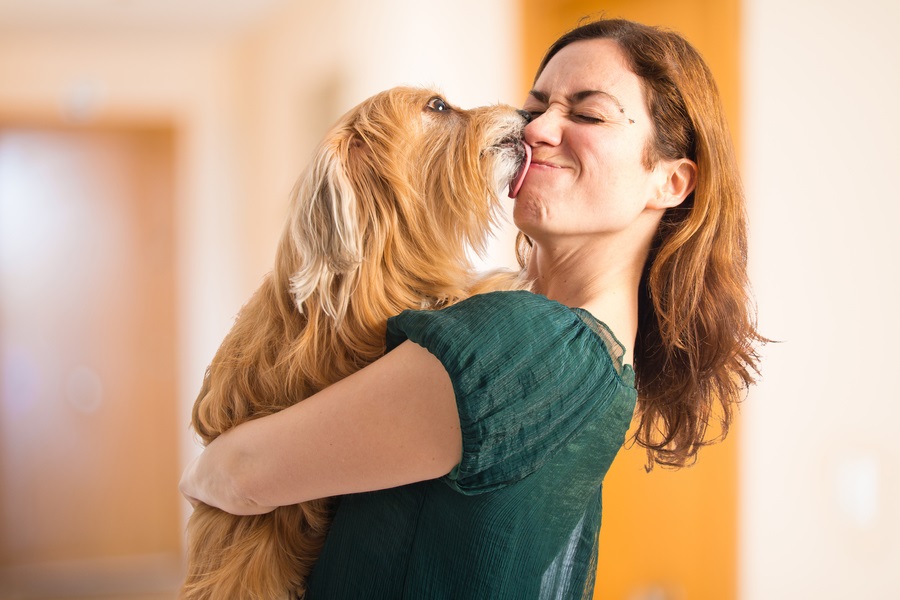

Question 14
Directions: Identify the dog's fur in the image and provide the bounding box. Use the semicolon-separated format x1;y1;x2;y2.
180;87;529;600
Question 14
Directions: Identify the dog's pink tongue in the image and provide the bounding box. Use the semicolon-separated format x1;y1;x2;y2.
508;142;532;199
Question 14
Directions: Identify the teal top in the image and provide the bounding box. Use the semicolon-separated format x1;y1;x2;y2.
305;291;637;599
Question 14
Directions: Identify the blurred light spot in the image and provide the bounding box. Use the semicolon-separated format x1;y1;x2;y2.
627;582;684;600
66;366;104;414
835;452;879;529
62;80;106;123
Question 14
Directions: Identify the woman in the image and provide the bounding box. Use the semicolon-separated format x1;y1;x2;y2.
180;18;761;598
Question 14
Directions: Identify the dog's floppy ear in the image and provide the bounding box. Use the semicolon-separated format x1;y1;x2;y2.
286;134;363;323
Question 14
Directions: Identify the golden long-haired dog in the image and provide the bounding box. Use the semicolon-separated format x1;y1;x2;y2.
181;86;531;600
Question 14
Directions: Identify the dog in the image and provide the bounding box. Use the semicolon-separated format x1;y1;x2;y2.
180;86;532;600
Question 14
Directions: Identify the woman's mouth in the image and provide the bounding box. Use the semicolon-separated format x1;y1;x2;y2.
530;158;562;169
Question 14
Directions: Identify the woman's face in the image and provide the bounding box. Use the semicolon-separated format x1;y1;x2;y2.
515;38;670;245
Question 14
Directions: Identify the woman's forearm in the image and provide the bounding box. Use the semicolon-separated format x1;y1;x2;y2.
179;340;462;515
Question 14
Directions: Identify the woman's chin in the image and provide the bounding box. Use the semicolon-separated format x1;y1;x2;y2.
512;203;546;237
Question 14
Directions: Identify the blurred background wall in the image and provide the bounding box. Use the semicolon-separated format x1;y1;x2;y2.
0;0;897;599
741;0;900;597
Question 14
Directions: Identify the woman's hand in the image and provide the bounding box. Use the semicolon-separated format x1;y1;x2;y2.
179;453;222;510
178;431;278;516
178;454;202;508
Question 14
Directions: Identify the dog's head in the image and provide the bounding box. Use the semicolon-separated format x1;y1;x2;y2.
279;86;530;323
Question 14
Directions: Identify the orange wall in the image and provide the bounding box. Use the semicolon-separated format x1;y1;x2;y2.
519;2;741;599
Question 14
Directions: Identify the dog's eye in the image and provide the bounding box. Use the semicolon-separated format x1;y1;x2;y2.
426;97;449;113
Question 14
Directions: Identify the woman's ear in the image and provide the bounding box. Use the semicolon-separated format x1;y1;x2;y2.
649;158;697;209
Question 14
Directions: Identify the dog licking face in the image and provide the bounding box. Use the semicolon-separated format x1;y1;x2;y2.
182;87;530;600
283;87;531;327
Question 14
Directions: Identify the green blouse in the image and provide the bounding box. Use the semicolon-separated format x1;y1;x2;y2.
305;291;637;599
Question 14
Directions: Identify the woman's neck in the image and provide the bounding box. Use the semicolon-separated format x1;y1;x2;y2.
526;235;650;364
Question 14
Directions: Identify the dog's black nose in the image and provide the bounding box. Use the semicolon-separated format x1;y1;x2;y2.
517;109;533;123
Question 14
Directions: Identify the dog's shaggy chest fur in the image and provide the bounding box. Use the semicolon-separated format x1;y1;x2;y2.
180;87;529;600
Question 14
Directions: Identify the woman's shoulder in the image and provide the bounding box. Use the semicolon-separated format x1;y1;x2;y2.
389;290;567;341
388;290;634;387
443;289;569;319
386;291;539;353
467;291;634;386
452;289;552;308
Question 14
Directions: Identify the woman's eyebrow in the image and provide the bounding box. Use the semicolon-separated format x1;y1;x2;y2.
571;89;625;110
527;89;625;109
526;90;550;105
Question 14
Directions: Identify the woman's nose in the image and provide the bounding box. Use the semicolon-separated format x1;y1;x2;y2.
524;109;562;147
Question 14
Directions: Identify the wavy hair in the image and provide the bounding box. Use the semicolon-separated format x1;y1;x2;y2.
517;18;764;468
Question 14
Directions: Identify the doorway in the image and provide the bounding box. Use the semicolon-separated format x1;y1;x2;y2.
0;125;182;599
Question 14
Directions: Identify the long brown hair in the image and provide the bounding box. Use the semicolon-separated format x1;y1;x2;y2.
517;19;763;468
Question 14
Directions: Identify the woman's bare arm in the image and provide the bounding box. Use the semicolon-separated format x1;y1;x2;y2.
179;340;462;515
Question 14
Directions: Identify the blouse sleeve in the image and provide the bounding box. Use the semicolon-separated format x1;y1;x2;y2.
385;291;627;495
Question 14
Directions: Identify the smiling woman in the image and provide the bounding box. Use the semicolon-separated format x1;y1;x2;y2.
515;19;760;471
515;38;696;274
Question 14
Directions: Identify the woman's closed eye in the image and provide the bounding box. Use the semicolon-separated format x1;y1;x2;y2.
572;113;605;124
524;107;607;124
523;105;612;125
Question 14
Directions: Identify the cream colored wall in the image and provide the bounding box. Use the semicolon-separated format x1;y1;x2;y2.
238;0;523;284
741;0;900;597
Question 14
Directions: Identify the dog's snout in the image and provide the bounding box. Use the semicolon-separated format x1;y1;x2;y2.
517;109;533;124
